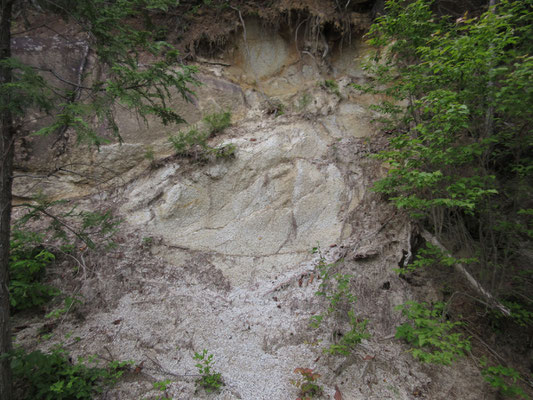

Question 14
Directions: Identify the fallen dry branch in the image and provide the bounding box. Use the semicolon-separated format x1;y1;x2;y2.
420;229;510;316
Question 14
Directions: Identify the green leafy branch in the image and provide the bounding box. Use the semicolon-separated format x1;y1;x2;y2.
310;247;370;356
193;350;223;393
395;301;471;365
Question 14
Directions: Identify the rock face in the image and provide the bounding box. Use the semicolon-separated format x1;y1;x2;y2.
12;16;491;400
123;118;355;287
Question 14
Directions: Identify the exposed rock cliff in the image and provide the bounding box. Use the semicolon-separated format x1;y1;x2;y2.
11;6;492;399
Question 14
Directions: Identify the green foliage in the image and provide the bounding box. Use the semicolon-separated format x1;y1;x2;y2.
298;93;312;110
193;350;223;393
290;368;323;400
2;0;199;147
9;201;121;317
79;211;121;246
395;242;478;275
500;301;533;328
266;99;285;117
358;0;533;317
0;58;53;117
203;110;232;135
153;379;171;391
152;379;172;400
45;295;83;320
213;143;237;160
395;301;471;365
320;79;340;96
142;236;154;246
323;311;370;356
488;300;533;331
9;347;131;400
313;248;356;315
480;360;528;399
9;231;59;312
362;0;533;217
310;247;369;355
169;113;236;162
169;128;208;157
14;196;121;251
144;146;155;162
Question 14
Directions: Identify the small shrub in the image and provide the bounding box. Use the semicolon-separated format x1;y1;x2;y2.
169;126;237;163
395;301;471;365
144;146;155;162
290;368;323;399
9;230;59;312
168;128;209;158
320;79;340;96
10;347;131;400
152;379;172;400
394;242;478;275
324;311;370;356
314;255;356;315
168;131;188;155
203;110;231;135
480;361;527;399
266;99;285;117
193;349;223;393
488;300;533;330
310;247;369;355
142;236;154;246
298;93;311;110
213;143;236;160
45;294;83;320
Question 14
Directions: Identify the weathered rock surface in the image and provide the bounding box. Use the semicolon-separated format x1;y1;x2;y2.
12;16;493;400
122;117;356;287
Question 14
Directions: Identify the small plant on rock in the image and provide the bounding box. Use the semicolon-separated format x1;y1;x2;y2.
169;128;209;159
290;368;323;399
203;110;232;135
212;143;236;160
142;236;154;247
298;93;311;110
310;246;370;355
320;79;340;96
324;310;370;356
193;350;223;393
152;379;172;400
144;146;155;162
266;99;285;117
169;116;236;163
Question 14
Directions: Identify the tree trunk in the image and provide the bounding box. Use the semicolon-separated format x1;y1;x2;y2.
0;1;14;399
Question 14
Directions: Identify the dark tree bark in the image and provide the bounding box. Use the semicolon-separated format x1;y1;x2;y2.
371;0;385;19
0;1;14;399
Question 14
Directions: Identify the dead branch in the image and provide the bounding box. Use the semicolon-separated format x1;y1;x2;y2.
420;229;510;316
195;56;230;67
